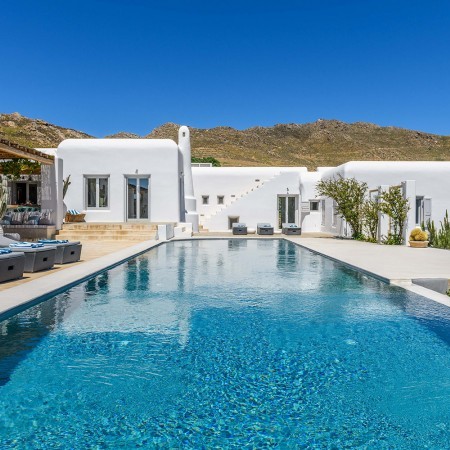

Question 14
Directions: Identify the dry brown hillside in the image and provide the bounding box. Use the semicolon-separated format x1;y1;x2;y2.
148;121;450;169
0;112;93;148
2;112;450;170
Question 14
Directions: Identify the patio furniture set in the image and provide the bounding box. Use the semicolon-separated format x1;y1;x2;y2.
232;223;301;235
0;231;82;283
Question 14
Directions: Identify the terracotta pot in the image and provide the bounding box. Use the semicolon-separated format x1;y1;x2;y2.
409;240;429;248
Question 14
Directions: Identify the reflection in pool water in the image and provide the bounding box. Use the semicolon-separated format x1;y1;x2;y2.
0;240;450;448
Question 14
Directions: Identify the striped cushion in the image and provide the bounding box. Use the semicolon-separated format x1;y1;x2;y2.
67;209;80;215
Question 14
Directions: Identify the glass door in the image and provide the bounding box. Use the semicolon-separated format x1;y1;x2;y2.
278;195;297;228
126;177;149;220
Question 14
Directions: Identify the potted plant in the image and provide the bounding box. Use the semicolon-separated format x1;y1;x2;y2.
409;227;429;248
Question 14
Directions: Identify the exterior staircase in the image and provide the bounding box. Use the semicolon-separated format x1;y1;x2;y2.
200;173;280;230
56;222;159;242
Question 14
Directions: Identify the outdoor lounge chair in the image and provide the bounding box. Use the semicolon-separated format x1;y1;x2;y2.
257;223;274;235
38;239;82;264
65;209;86;223
232;223;247;235
0;250;25;283
7;243;56;273
282;223;302;235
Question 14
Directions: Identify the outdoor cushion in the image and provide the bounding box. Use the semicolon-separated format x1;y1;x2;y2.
39;210;54;225
10;212;24;225
10;242;45;249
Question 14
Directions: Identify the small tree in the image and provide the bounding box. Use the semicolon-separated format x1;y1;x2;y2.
316;176;367;239
63;175;71;199
361;198;380;242
379;186;410;245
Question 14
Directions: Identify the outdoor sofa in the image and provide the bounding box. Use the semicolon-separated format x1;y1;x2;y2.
39;240;82;264
8;244;56;273
282;223;302;235
257;223;274;235
232;223;248;235
0;250;25;283
0;238;56;273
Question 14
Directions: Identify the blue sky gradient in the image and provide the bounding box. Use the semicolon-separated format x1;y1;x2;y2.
2;0;450;136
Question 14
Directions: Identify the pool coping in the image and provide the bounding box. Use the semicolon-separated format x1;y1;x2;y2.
0;236;449;321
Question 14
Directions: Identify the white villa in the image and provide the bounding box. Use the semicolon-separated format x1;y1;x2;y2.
29;125;450;242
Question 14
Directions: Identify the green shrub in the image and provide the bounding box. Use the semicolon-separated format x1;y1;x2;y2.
425;211;450;249
379;186;410;245
191;157;221;167
316;176;367;239
361;198;380;242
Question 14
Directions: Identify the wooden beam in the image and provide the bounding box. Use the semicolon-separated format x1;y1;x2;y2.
0;139;54;165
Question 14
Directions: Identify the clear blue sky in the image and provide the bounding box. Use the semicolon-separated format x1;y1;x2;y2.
2;0;450;136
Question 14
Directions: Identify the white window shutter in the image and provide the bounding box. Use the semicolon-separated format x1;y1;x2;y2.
424;197;432;222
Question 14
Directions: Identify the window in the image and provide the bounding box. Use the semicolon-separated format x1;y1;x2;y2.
202;195;209;205
85;176;109;208
416;196;424;225
217;195;224;205
310;200;319;211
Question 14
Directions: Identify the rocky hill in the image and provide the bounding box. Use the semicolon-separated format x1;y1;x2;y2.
0;112;93;148
147;120;450;169
2;112;450;169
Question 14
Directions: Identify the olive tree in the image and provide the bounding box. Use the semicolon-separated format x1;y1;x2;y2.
361;198;380;242
379;186;410;245
316;176;367;239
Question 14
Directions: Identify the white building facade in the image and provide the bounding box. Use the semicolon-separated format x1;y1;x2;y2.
45;126;450;242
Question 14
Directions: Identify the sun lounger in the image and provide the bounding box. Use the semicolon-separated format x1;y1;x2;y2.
232;223;247;235
0;249;25;283
38;240;82;264
257;223;274;235
8;242;56;272
282;223;302;235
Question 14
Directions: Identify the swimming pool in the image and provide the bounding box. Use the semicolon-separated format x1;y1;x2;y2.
1;239;450;448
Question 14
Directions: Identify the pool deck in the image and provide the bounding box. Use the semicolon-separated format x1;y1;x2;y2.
0;235;449;319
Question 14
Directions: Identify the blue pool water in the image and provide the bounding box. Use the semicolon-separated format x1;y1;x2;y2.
1;239;450;448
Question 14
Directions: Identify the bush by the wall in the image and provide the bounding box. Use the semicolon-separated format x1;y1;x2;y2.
425;211;450;249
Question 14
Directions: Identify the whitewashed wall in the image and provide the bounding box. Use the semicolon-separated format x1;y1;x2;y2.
57;139;181;223
319;161;450;237
192;167;307;231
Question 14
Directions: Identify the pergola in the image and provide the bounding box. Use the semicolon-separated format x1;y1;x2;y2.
0;138;54;164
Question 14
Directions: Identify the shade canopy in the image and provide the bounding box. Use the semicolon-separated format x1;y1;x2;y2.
0;139;54;165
